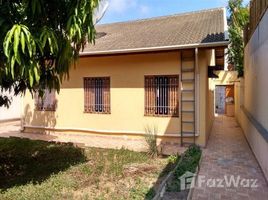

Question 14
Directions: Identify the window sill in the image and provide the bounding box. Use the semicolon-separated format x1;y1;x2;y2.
35;109;56;112
144;114;179;118
84;111;111;115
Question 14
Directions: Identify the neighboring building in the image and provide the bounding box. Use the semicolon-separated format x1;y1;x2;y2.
0;90;21;122
22;8;228;151
235;1;268;180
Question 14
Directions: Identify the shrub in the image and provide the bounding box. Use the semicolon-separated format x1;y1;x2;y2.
144;126;158;157
167;145;202;192
168;155;180;164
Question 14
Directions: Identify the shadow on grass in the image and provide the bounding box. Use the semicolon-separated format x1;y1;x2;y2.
144;156;180;200
0;137;86;190
146;145;202;199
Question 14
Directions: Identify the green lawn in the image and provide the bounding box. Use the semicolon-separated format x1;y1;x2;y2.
0;137;175;200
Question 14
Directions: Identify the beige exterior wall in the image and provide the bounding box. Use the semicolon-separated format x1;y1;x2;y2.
23;49;213;149
213;71;238;85
197;49;215;145
0;90;22;122
235;10;268;180
206;78;215;140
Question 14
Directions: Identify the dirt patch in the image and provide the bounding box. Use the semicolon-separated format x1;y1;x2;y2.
123;163;159;176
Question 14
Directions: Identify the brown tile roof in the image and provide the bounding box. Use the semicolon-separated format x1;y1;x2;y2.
82;8;228;55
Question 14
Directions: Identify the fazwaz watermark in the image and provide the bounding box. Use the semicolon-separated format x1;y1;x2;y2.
179;171;259;190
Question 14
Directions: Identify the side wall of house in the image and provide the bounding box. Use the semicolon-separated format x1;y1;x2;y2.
206;77;215;141
235;10;268;180
197;49;215;145
0;90;21;122
22;50;211;150
205;50;215;142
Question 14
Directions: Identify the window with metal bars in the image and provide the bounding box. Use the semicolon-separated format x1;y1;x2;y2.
145;75;179;117
84;77;110;114
34;89;57;111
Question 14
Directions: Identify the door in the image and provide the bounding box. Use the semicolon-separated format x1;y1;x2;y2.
215;86;226;114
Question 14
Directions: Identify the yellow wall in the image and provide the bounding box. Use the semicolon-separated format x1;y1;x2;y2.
206;78;215;140
213;70;238;85
235;9;268;180
24;52;181;136
197;49;215;145
23;49;213;147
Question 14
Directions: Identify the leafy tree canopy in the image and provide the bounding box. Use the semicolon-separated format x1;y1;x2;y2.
227;0;249;77
0;0;99;107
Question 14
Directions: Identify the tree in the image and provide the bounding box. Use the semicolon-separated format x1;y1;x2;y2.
0;0;99;107
227;0;249;77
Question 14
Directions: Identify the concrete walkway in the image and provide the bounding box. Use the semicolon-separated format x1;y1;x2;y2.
192;115;268;200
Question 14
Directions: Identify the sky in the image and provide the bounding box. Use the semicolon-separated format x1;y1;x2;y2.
99;0;250;24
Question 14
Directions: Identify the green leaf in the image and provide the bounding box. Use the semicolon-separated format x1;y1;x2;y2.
13;25;21;59
33;66;40;83
0;0;98;102
10;56;16;79
20;31;26;54
29;68;34;87
21;26;34;57
3;25;16;58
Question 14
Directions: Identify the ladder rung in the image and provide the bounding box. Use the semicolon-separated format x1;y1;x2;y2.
182;110;194;113
182;121;195;124
181;142;196;147
181;132;196;136
181;79;195;83
182;69;195;72
182;90;194;93
182;100;195;102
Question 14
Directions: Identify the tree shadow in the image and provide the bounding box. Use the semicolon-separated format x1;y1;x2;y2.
23;103;57;133
144;156;179;200
0;137;86;190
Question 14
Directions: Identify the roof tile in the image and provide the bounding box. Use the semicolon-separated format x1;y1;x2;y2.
83;8;227;54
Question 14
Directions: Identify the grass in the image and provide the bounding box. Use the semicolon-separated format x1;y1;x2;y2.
144;126;158;157
0;137;174;200
166;145;202;192
0;137;86;189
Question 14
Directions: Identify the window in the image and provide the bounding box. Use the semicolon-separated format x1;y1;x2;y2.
145;75;179;117
35;89;57;111
84;77;110;114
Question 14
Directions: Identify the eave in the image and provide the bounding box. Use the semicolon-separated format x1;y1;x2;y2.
79;40;229;57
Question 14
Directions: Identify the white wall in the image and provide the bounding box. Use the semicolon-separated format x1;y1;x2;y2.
236;9;268;181
0;90;22;121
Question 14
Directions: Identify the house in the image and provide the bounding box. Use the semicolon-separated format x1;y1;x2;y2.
0;90;21;123
22;8;229;152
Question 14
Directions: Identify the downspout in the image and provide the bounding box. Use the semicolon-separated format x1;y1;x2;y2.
223;7;229;71
195;48;199;145
180;50;183;146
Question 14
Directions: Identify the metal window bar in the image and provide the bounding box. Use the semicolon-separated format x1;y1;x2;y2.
84;77;110;114
145;75;179;117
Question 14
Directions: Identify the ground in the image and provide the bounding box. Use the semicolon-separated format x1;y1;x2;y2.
0;136;175;200
1;116;268;200
192;115;268;200
0;121;183;155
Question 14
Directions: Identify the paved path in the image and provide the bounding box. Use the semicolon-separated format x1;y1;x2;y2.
192;116;268;200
